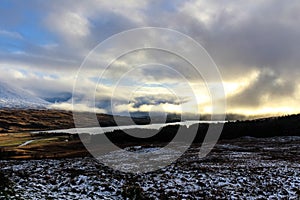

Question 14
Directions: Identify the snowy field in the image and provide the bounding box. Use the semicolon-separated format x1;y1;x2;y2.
1;136;299;199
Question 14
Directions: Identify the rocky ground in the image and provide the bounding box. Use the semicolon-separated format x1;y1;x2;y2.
0;136;299;199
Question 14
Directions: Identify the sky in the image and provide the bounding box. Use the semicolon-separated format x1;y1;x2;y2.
0;0;300;117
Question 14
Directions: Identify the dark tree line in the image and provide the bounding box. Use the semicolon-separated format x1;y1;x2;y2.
82;114;300;148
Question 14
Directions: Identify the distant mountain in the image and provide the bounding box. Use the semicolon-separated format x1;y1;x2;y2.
0;81;50;109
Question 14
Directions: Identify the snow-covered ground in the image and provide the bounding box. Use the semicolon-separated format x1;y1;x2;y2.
1;136;299;199
0;81;49;108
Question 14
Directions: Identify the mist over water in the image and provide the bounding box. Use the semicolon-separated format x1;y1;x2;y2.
36;120;228;135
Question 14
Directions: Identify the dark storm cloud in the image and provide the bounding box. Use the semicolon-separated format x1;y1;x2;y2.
228;69;296;107
182;1;300;79
2;0;299;76
131;95;188;109
206;14;300;75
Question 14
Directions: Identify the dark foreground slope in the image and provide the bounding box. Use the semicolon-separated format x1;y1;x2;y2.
1;136;299;199
1;112;299;199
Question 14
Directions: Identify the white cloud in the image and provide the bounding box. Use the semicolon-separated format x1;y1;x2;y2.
50;102;107;113
47;11;90;39
0;30;23;39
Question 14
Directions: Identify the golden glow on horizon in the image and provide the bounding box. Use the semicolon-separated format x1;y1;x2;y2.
50;68;299;116
228;107;300;117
